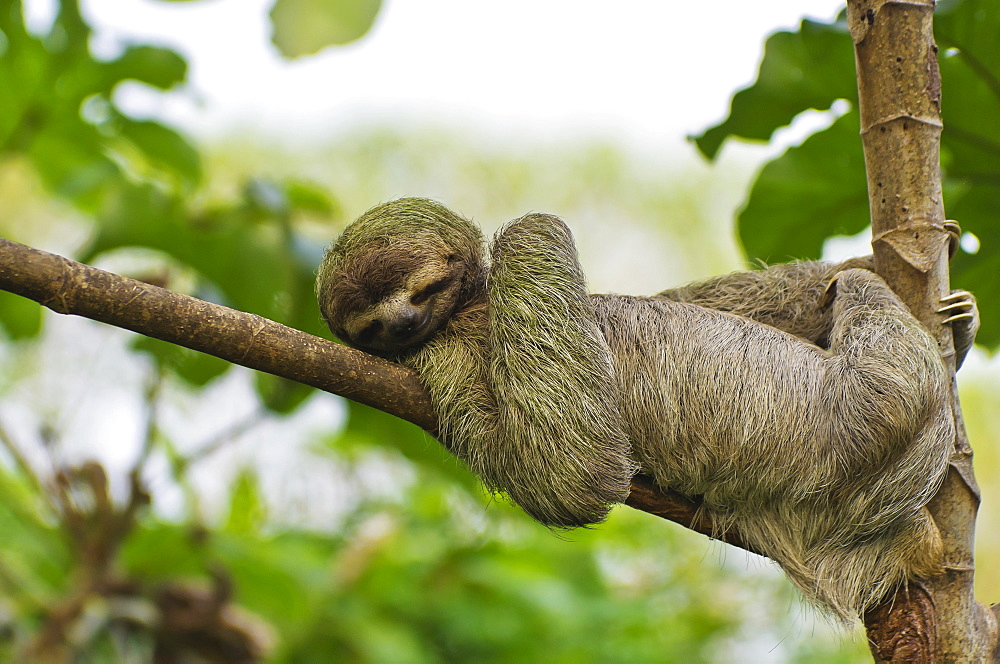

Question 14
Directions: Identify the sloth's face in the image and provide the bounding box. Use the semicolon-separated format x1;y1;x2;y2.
323;248;468;359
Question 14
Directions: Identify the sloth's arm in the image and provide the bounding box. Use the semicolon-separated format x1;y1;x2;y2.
655;257;871;346
416;214;638;528
656;255;978;367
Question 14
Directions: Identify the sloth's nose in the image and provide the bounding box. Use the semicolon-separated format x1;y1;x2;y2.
387;307;420;338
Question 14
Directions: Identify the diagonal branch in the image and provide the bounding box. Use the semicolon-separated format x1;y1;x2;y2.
0;237;752;554
0;237;434;429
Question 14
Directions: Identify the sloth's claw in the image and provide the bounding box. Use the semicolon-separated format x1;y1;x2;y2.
944;220;961;258
939;289;979;368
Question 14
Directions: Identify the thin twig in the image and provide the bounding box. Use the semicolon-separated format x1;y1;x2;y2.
132;365;164;479
181;407;269;470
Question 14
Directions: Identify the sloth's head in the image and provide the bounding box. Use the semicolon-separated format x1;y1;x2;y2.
316;198;486;358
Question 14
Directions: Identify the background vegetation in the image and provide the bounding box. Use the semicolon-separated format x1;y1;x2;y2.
0;0;996;661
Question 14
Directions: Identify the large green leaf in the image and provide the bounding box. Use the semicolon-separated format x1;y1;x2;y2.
935;0;1000;346
0;290;43;339
106;45;187;90
697;0;1000;347
692;18;856;160
738;111;869;261
225;469;267;536
116;117;202;189
948;186;1000;345
269;0;382;58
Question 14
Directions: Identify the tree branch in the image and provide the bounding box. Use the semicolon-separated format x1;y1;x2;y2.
0;237;749;553
0;237;435;429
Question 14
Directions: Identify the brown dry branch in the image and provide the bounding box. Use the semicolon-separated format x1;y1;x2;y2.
848;0;998;659
0;237;741;550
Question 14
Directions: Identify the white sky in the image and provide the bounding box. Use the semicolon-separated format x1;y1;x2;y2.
79;0;846;150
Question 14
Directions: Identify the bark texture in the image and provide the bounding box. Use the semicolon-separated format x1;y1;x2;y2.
849;0;998;659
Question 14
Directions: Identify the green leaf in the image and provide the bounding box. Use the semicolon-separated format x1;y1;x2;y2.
254;373;315;414
132;336;231;386
120;523;208;580
269;0;382;58
936;1;1000;185
225;469;266;536
935;0;1000;343
117;118;202;188
0;291;43;339
948;185;1000;347
704;0;1000;350
26;118;122;210
285;179;339;217
738;111;869;262
106;45;187;90
692;17;856;160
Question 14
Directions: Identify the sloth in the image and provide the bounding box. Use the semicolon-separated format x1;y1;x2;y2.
316;197;978;621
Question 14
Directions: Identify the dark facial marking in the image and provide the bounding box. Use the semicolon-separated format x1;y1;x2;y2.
410;275;454;305
354;320;383;344
327;246;442;319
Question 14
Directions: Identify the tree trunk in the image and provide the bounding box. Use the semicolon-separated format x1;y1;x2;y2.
848;0;998;659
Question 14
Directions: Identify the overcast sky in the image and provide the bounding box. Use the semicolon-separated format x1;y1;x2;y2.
80;0;846;151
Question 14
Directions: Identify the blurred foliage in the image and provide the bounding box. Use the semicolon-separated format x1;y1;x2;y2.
0;0;343;396
693;0;1000;347
270;0;383;58
0;453;871;662
0;0;996;662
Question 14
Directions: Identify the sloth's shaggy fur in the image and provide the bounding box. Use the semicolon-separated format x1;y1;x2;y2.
317;197;976;621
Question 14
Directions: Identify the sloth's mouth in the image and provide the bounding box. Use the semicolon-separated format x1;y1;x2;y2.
394;315;434;347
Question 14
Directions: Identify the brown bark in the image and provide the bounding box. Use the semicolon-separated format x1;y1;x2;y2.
0;237;738;548
849;0;999;659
